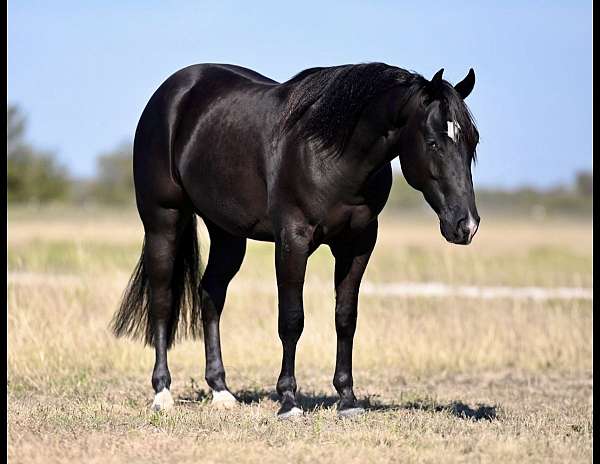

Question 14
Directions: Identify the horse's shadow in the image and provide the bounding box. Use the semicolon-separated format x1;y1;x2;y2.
177;387;497;421
177;388;338;410
399;399;497;421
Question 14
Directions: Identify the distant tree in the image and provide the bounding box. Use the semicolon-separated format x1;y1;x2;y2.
92;141;134;204
7;105;26;155
7;104;71;203
575;170;593;196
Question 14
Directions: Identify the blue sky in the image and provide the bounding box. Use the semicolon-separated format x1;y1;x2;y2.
8;1;592;189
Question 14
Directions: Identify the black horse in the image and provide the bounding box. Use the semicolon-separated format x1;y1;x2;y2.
111;62;480;418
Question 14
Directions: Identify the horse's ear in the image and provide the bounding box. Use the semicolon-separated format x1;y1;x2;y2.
454;68;475;99
431;68;444;84
426;68;445;99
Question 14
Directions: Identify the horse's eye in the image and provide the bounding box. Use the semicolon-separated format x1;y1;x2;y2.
428;141;439;151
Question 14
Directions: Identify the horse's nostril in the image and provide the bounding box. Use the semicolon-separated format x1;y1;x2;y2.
454;214;478;244
466;215;479;242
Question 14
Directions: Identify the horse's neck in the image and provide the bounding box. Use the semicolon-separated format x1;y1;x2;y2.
336;92;413;188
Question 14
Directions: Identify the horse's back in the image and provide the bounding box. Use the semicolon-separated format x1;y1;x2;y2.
205;63;279;85
162;63;278;97
134;63;280;236
140;63;277;123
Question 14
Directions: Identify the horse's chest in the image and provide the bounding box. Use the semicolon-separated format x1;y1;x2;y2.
318;167;392;241
317;202;378;243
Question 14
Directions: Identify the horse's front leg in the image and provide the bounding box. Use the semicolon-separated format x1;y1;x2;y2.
329;220;378;417
274;222;311;419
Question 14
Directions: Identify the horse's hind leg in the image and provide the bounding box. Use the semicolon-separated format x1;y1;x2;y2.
143;207;195;411
200;221;247;409
273;220;311;419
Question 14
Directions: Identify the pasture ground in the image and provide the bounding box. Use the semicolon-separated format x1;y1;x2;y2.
8;206;593;463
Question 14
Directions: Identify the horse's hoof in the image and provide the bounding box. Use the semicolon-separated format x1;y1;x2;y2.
211;390;238;410
338;407;365;418
277;406;303;420
151;388;174;411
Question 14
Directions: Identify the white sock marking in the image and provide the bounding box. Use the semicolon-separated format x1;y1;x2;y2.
151;387;174;411
338;407;366;418
211;390;238;409
278;406;303;419
212;390;237;404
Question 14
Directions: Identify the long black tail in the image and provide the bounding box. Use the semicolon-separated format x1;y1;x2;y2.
110;215;202;348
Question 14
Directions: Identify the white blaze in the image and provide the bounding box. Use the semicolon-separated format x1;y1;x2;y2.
447;120;460;143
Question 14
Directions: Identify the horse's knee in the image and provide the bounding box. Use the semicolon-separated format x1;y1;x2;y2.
335;306;357;338
278;307;304;341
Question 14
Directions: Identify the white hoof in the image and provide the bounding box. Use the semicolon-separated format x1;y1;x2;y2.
151;388;174;411
338;407;365;418
277;406;303;420
211;390;238;410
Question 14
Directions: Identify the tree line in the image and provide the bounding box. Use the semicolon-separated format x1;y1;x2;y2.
6;104;593;216
7;104;134;205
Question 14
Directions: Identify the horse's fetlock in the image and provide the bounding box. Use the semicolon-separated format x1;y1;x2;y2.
333;372;352;391
205;368;226;387
152;371;171;393
277;376;297;396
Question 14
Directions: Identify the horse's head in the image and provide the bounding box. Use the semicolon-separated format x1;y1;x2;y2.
399;68;480;245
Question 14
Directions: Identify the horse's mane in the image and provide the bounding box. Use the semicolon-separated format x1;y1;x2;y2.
435;80;479;162
281;62;478;160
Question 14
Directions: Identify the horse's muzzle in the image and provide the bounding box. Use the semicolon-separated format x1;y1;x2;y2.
441;213;480;245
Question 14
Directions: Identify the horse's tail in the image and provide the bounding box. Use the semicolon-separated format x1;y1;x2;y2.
110;215;202;348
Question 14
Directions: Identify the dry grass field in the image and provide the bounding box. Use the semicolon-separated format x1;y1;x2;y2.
7;206;593;463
